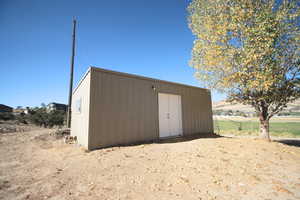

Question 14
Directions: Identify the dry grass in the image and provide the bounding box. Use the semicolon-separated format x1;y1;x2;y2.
213;99;300;113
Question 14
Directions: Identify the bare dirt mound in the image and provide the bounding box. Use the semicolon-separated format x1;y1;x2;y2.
0;129;299;200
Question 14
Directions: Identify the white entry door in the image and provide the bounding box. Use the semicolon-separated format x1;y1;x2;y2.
158;93;183;138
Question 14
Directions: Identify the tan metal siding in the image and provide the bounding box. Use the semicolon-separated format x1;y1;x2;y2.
155;83;213;136
88;68;213;149
71;71;91;148
89;69;158;149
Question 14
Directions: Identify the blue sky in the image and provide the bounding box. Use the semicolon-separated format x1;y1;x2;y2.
0;0;225;108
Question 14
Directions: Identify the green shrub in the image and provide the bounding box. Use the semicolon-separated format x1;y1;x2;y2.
0;112;15;121
27;108;66;128
16;113;28;124
47;110;65;127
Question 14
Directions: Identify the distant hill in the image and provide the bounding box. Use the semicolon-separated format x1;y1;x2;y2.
212;99;300;113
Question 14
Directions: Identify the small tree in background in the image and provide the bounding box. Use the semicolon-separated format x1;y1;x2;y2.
188;0;300;140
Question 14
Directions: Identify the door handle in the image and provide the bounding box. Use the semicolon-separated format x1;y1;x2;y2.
167;113;170;119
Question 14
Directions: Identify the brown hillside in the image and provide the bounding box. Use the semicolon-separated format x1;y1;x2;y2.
213;99;300;113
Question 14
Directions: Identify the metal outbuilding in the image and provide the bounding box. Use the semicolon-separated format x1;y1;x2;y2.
71;67;214;150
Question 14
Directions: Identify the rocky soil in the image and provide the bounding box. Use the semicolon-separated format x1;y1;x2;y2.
0;120;35;134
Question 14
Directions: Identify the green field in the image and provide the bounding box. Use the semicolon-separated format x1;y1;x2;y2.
214;120;300;138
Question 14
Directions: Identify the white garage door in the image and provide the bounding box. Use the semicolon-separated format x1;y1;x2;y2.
158;93;183;138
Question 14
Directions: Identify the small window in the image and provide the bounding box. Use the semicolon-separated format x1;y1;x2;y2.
75;98;82;113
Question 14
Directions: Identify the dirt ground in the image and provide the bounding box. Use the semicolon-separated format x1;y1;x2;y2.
0;129;300;200
0;121;39;134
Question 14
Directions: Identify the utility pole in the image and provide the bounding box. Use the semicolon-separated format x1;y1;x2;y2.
67;18;76;128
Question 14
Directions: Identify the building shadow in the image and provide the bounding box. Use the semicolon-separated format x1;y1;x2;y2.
90;133;222;151
157;133;222;144
275;139;300;148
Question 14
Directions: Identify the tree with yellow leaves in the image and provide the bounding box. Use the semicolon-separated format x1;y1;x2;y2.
188;0;300;140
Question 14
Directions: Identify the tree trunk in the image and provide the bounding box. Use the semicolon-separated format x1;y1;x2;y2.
259;119;270;141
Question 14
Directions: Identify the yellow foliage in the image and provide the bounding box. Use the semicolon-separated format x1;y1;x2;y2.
188;0;300;92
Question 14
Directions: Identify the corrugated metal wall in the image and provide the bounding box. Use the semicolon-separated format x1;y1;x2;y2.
88;67;213;149
71;70;91;148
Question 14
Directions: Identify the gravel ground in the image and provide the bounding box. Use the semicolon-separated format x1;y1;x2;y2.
0;129;299;200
